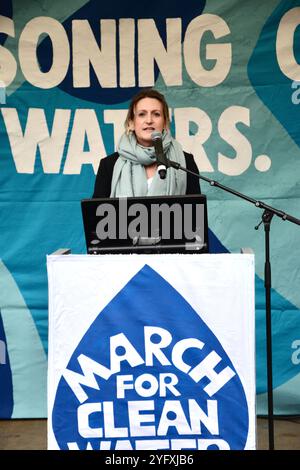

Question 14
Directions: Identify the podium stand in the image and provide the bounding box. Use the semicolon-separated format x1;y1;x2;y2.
47;253;256;450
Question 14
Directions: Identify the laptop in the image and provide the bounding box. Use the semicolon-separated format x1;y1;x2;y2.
81;194;209;254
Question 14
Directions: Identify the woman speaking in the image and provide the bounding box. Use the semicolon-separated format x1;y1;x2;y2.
93;89;201;198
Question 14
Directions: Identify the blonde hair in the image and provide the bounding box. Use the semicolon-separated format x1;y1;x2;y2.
124;89;170;133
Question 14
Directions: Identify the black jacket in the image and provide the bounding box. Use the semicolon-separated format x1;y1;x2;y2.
93;152;201;198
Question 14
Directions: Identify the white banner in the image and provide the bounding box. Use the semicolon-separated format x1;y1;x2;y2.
47;253;256;450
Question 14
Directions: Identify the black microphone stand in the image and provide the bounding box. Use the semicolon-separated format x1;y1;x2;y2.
163;156;300;450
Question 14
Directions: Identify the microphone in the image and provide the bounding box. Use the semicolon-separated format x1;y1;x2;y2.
151;131;168;179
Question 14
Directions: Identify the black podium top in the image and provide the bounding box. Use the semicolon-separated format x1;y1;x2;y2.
81;194;209;255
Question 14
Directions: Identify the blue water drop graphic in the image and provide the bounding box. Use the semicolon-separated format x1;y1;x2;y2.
52;264;249;450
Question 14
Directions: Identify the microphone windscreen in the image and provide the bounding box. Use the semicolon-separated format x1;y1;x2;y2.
151;131;162;141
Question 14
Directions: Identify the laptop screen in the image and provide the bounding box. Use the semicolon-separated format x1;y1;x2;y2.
81;194;209;254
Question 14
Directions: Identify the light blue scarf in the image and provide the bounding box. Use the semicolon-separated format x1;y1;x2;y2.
110;130;187;197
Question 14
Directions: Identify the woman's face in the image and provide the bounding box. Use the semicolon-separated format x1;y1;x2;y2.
130;97;165;147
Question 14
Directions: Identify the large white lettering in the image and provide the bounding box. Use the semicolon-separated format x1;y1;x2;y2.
0;14;232;88
72;20;117;88
0;16;17;86
0;105;252;176
19;17;70;89
1;107;70;173
64;326;235;404
63;109;106;174
174;107;213;172
183;14;231;87
218;105;251;176
138;18;182;87
276;7;300;81
77;398;219;439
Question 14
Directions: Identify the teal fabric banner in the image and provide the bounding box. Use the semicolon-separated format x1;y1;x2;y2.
1;0;300;417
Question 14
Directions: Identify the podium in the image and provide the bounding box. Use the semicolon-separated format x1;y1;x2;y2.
47;253;256;450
